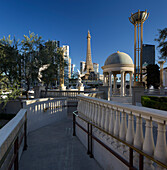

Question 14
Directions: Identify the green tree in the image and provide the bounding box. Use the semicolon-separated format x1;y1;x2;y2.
155;28;167;60
146;64;160;89
40;42;66;96
0;35;21;85
21;31;43;99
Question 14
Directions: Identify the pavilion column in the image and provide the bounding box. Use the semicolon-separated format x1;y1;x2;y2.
121;70;125;96
129;72;133;96
158;61;165;94
103;73;106;86
113;74;117;95
124;72;126;96
108;71;112;100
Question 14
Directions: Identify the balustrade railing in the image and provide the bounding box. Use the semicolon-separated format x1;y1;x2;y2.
76;95;167;169
40;90;104;100
0;109;27;170
22;98;67;132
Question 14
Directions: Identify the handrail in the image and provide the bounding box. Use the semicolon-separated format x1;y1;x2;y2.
0;109;27;170
73;110;167;169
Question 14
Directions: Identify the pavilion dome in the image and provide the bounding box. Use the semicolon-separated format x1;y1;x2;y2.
104;51;133;66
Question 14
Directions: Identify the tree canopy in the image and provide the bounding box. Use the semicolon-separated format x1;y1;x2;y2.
0;31;66;101
155;28;167;60
146;64;160;89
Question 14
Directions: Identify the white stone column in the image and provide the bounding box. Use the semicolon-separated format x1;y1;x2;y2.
103;73;107;86
129;72;133;96
125;113;134;144
121;70;125;96
143;119;155;169
113;74;117;95
108;71;112;100
124;73;126;96
154;122;167;165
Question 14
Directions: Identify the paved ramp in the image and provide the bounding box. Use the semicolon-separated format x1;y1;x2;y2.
19;118;102;170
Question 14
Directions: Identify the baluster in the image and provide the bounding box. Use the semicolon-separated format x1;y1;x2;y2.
154;121;167;167
119;109;127;140
134;115;143;149
93;102;99;133
100;104;105;130
133;114;144;167
126;112;134;144
113;108;120;148
104;106;109;132
91;102;95;122
88;101;91;119
85;100;88;117
143;118;154;170
97;104;101;127
108;107;115;134
77;99;81;113
93;102;97;124
96;104;102;136
114;108;120;137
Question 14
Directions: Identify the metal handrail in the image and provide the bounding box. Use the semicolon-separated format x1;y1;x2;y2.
73;110;167;169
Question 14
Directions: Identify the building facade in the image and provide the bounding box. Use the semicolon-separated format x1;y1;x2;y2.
63;45;71;86
142;44;155;65
93;63;99;74
80;61;86;74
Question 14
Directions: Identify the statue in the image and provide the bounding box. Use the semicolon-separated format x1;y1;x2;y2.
77;69;84;91
37;64;50;86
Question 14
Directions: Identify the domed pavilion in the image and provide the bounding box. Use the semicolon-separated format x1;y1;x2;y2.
101;51;134;98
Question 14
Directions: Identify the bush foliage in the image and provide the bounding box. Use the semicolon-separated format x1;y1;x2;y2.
141;96;167;111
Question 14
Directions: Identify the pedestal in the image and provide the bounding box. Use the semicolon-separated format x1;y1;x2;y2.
78;86;84;91
132;85;144;105
160;87;164;95
60;85;66;90
34;86;45;98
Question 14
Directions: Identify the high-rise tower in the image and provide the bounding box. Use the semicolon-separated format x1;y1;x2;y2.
85;30;94;73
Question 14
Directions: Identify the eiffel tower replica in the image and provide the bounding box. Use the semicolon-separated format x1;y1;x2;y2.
83;30;97;80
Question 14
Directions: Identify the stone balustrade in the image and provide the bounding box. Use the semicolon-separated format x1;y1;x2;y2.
77;95;167;169
22;98;67;133
0;109;27;169
40;90;104;100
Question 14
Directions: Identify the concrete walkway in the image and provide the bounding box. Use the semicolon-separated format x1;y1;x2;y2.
19;117;102;170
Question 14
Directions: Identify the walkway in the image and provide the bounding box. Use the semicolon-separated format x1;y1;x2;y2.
19;117;102;170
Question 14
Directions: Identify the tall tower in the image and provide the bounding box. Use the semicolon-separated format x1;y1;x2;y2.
85;30;94;73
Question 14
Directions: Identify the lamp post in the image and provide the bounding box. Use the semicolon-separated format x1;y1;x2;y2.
129;10;149;86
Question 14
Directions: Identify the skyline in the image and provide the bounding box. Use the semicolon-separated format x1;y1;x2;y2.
1;0;167;73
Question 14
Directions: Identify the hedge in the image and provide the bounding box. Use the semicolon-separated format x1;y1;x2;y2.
141;96;167;111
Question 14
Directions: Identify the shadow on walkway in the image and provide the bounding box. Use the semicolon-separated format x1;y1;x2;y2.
19;117;102;170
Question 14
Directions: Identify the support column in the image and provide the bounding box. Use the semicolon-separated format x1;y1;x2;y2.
158;60;165;94
108;71;112;100
103;73;106;86
129;72;133;96
113;74;117;95
124;72;126;96
121;71;125;96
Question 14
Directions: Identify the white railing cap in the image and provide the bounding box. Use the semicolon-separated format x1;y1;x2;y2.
77;95;167;121
0;109;27;160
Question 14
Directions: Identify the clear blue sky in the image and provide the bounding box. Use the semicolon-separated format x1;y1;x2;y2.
0;0;167;73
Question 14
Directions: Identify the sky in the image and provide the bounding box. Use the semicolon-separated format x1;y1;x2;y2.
0;0;167;73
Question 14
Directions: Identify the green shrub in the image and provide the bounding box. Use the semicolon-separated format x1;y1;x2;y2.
141;96;167;111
